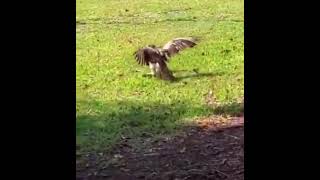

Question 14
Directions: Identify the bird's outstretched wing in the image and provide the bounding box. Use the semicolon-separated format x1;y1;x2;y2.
133;47;166;66
162;37;198;57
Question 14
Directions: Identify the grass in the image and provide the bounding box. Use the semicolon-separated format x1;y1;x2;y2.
76;0;244;151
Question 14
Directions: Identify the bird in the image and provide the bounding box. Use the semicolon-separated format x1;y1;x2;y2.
133;37;198;81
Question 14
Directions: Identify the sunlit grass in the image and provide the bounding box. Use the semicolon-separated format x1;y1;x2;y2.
76;0;243;151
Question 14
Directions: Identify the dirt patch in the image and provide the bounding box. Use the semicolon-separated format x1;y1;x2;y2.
77;116;244;180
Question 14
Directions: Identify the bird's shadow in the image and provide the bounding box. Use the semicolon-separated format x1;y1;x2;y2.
142;70;223;82
171;70;223;82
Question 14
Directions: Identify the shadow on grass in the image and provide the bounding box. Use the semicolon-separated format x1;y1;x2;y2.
76;100;213;150
213;101;244;117
141;70;223;83
174;72;220;82
76;97;244;151
76;100;244;179
171;68;225;82
76;20;86;25
78;15;196;26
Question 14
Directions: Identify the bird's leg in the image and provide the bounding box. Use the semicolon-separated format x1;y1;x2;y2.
154;63;162;79
148;63;157;76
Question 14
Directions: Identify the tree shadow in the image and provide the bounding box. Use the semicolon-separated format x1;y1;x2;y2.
213;101;244;117
76;98;244;152
76;100;213;149
76;99;244;179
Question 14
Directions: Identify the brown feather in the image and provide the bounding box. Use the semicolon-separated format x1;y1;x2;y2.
162;37;197;57
134;47;166;66
133;37;198;72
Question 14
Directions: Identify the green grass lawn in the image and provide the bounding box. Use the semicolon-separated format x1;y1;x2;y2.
76;0;244;151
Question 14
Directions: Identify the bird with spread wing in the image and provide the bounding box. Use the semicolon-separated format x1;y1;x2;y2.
133;37;198;81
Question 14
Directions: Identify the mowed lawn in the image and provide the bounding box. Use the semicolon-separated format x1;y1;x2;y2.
76;0;244;151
